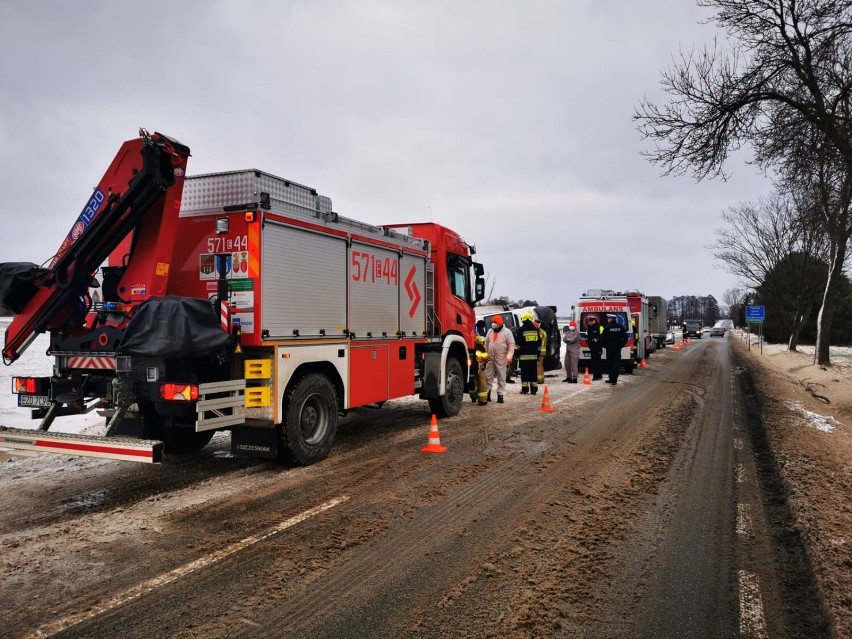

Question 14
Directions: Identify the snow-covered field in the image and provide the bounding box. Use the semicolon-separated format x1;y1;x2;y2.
732;329;852;366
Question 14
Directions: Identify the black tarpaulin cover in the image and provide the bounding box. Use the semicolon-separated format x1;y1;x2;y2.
0;262;48;315
120;296;231;358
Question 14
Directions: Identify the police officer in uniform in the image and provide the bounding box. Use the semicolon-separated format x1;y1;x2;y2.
585;314;604;380
602;314;628;385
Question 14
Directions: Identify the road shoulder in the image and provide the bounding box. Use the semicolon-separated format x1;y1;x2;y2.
732;337;851;637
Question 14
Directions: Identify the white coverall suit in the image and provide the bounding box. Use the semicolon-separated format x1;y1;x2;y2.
485;325;515;399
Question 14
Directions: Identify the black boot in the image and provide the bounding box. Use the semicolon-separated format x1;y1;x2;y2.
497;394;504;404
563;377;571;382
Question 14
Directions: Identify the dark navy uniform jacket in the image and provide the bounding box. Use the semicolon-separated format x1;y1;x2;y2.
602;322;627;354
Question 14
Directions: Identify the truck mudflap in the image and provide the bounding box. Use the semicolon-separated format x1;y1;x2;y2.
0;427;163;463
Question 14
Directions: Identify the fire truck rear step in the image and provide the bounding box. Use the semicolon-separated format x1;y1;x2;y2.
0;427;163;463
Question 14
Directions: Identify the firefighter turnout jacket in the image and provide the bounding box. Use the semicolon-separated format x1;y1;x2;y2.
518;320;542;361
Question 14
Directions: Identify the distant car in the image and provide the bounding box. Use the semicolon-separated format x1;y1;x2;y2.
665;330;674;344
683;319;702;339
710;325;726;337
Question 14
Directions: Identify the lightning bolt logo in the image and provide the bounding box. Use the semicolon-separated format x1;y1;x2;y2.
404;264;421;318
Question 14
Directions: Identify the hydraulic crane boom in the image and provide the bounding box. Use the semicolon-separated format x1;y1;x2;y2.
2;130;190;364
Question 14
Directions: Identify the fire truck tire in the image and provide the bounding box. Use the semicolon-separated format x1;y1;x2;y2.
428;357;464;418
138;402;215;454
280;373;338;465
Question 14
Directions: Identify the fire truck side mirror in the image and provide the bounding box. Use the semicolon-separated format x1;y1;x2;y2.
474;277;485;303
473;262;484;277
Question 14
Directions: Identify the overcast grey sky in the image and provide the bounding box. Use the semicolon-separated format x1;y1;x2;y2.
0;0;770;316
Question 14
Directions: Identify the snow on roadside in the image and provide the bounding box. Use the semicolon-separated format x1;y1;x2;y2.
733;330;852;368
785;400;841;433
0;319;100;436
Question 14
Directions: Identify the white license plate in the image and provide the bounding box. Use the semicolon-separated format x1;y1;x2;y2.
18;395;51;407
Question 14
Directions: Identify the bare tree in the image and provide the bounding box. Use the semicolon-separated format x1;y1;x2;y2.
635;0;852;364
774;125;852;358
723;286;747;322
710;190;828;349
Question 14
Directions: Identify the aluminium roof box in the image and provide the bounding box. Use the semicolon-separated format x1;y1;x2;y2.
180;169;332;217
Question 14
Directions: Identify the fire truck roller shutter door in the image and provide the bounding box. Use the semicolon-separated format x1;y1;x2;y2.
349;241;400;338
262;222;347;339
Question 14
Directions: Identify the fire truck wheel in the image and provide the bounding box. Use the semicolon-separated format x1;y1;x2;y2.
280;373;338;465
428;357;464;418
138;402;215;454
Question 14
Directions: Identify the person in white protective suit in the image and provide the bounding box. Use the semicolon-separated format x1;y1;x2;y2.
562;321;581;382
485;314;515;404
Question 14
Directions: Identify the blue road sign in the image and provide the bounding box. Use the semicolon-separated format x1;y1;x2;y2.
746;305;765;323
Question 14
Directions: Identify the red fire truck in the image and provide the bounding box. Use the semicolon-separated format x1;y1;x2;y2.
624;290;651;361
0;130;485;464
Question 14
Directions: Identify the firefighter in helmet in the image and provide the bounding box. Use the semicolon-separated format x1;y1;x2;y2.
518;311;542;395
475;319;487;339
470;323;487;404
473;335;489;405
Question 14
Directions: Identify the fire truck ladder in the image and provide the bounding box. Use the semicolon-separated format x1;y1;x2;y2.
425;263;439;337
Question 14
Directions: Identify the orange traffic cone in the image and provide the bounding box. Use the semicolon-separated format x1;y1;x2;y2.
640;358;647;369
539;386;554;413
583;368;592;386
421;415;447;453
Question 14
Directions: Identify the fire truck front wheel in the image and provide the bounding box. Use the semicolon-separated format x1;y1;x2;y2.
428;357;464;418
280;373;338;466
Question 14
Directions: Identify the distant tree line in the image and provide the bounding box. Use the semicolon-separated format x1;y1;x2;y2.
635;0;852;362
667;295;722;327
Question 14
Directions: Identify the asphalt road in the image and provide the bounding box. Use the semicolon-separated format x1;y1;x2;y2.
0;337;827;638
